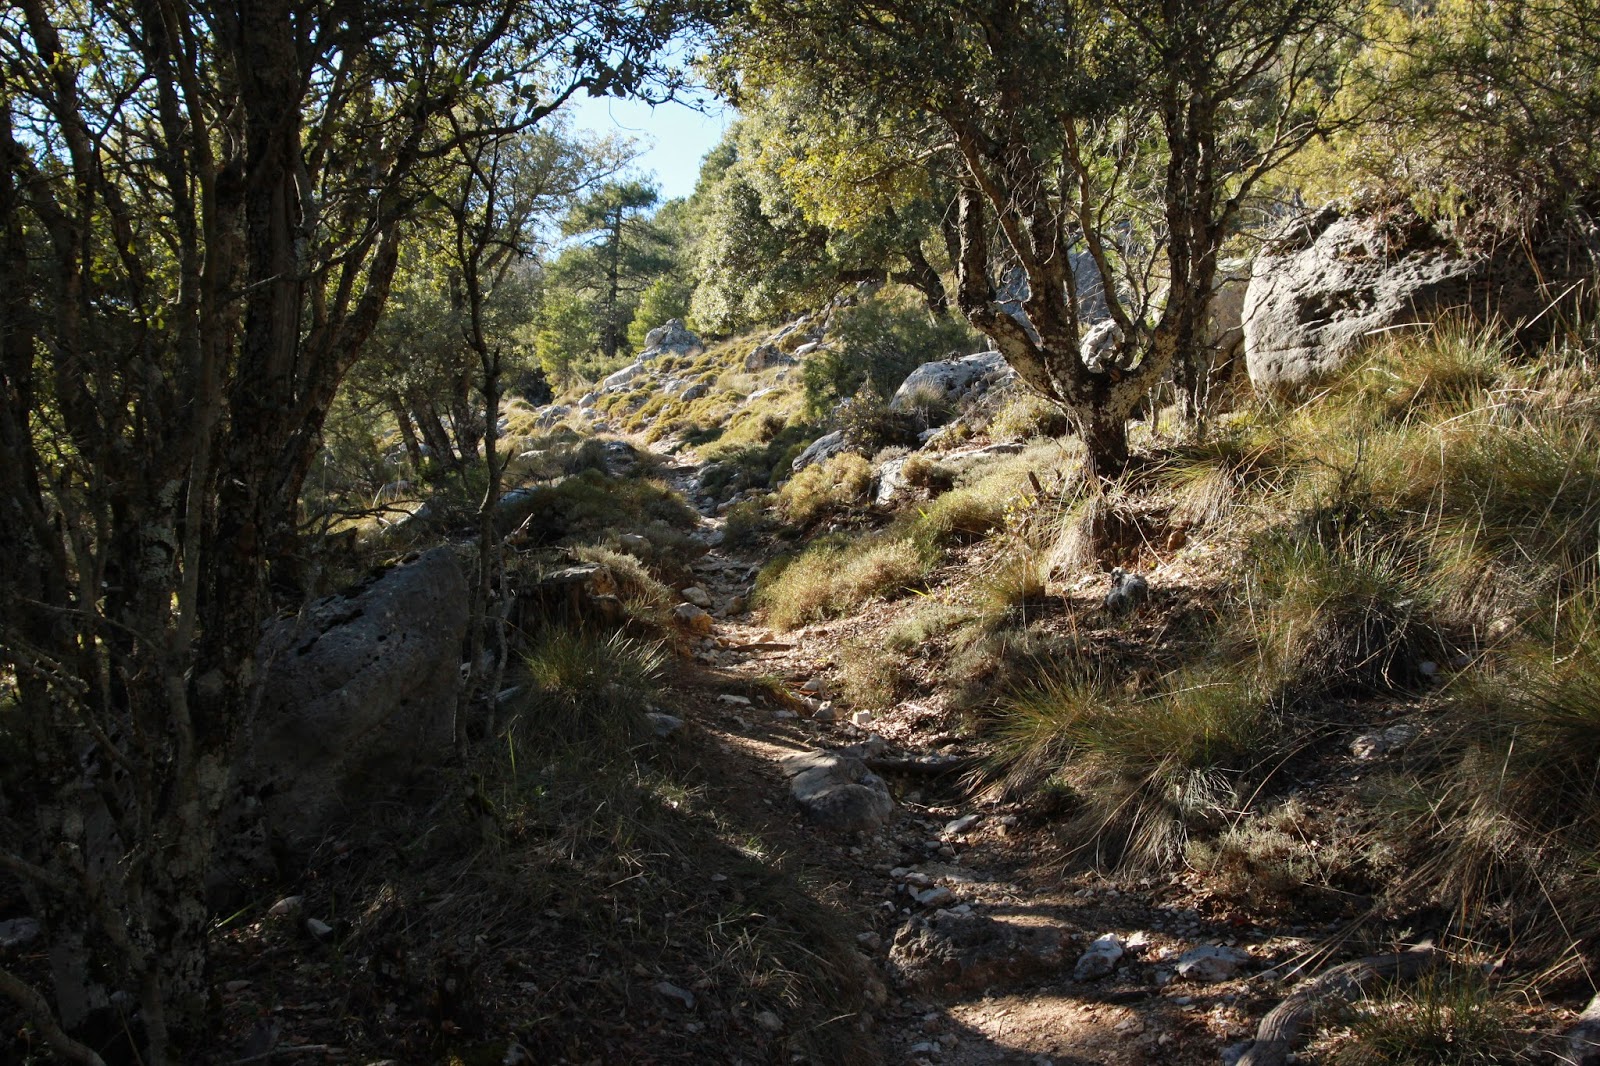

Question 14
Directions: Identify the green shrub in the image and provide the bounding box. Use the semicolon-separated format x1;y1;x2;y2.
984;664;1268;868
801;294;982;417
989;391;1070;442
775;452;873;526
507;629;665;751
1241;524;1445;697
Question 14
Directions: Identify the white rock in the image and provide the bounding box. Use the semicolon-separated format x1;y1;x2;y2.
305;918;334;941
1073;934;1125;981
754;1009;783;1032
718;694;752;706
268;895;304;918
851;710;874;727
1175;944;1250;982
943;814;980;835
915;886;956;907
681;586;713;609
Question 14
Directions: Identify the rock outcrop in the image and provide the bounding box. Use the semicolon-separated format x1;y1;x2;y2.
889;351;1015;416
1243;206;1580;393
247;548;469;851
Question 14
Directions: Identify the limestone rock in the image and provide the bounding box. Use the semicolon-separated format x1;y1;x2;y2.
641;319;703;359
600;360;648;394
889;351;1015;416
744;343;794;372
681;586;713;609
673;603;714;634
1175;943;1249;982
1243;206;1578;394
791;430;850;472
889;910;1068;996
247;549;468;852
1073;933;1125;981
781;749;895;832
534;405;572;430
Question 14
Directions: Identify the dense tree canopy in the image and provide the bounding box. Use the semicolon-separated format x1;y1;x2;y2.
0;1;705;1061
718;0;1354;471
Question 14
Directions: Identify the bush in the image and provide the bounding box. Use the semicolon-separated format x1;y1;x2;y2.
774;452;873;527
1243;525;1445;697
801;294;983;417
506;629;666;751
989;391;1070;442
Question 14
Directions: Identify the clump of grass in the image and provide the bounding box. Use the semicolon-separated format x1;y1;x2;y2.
500;468;700;548
884;600;976;652
775;452;873;526
984;665;1268;869
1187;799;1387;911
1386;597;1600;953
900;452;954;493
910;480;1011;551
989;391;1070;442
1319;962;1528;1065
755;534;930;630
507;629;665;750
838;638;906;710
1164;406;1296;529
568;544;674;624
1339;323;1509;423
975;550;1050;614
1243;524;1445;697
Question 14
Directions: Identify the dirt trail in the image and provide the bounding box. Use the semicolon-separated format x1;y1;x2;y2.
640;447;1311;1066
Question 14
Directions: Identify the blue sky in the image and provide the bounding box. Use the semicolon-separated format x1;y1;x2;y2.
562;91;733;203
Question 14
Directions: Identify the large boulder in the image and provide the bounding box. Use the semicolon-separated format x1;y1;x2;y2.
1243;206;1580;394
247;548;468;850
889;351;1016;414
641;319;704;360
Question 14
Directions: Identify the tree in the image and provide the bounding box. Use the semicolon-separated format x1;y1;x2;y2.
688;99;952;333
553;178;673;361
721;0;1352;474
349;120;626;475
0;1;702;1060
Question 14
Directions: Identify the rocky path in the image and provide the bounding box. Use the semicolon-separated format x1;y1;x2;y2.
639;448;1342;1066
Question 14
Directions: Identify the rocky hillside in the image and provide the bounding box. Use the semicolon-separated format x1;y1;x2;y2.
6;205;1598;1066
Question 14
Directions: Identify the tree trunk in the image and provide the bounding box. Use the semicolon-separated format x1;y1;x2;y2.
388;393;425;469
1079;411;1131;481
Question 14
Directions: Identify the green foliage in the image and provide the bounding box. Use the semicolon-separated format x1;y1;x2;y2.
627;274;696;350
803;297;981;418
511;629;665;749
988;391;1071;442
1328;0;1600;230
534;286;607;387
1322;964;1526;1065
985;665;1268;868
774;452;874;527
1242;525;1444;697
504;468;700;550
